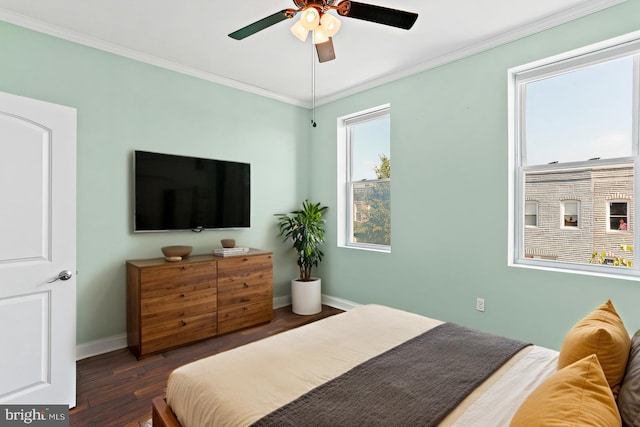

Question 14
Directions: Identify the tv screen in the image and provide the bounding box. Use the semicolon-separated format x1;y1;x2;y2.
134;150;250;232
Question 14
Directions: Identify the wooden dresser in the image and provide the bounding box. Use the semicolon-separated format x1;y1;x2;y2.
126;250;272;358
217;253;273;334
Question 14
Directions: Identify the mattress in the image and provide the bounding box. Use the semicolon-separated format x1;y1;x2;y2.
166;304;558;426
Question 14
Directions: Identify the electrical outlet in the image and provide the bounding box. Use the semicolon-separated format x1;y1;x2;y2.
476;298;485;312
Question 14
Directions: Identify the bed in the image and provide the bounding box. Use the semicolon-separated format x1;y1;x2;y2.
152;302;639;427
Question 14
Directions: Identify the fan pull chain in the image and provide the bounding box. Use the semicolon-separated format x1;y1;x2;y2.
311;41;317;127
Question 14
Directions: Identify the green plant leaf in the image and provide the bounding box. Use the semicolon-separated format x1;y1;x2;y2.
277;200;328;281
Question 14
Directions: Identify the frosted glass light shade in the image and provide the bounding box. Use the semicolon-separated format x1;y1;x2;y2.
290;19;310;41
300;7;320;30
320;13;341;37
312;27;329;45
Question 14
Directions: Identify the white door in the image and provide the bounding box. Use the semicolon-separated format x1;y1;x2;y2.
0;91;77;407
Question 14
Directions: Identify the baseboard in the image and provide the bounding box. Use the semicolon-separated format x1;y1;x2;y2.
261;294;361;311
321;294;360;311
273;295;291;309
75;294;360;360
76;333;127;361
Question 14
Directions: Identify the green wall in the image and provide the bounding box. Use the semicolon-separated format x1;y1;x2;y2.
312;0;640;350
2;0;640;350
0;21;308;344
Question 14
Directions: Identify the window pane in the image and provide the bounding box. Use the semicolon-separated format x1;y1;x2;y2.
610;217;629;230
609;202;628;230
564;202;578;216
525;203;537;215
525;202;537;227
524;165;634;266
563;201;579;227
524;56;633;166
351;116;391;181
610;202;627;215
352;180;390;245
347;110;391;249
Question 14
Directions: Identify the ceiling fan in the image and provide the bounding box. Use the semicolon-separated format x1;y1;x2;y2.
228;0;418;63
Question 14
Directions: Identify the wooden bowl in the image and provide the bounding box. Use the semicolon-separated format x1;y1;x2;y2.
161;245;193;258
221;239;236;248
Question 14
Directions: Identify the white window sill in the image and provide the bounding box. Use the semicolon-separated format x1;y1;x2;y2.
509;258;640;281
340;243;391;253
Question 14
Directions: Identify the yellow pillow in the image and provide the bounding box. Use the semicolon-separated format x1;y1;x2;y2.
558;299;630;395
510;354;621;427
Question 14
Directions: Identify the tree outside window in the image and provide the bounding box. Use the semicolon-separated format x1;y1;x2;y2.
353;154;390;245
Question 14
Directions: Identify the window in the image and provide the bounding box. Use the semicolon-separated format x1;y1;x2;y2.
562;201;579;228
609;202;629;231
509;33;639;277
337;105;391;252
525;201;538;227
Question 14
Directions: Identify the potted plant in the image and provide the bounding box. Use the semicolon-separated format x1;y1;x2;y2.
277;200;328;315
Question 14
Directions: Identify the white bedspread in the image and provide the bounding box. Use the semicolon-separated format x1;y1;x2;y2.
446;345;558;426
166;304;558;427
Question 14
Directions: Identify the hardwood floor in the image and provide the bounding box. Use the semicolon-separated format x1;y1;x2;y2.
70;305;343;427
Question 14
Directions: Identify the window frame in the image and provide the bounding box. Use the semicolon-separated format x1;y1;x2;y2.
525;201;539;227
561;200;580;229
337;104;391;253
608;201;629;232
508;30;640;280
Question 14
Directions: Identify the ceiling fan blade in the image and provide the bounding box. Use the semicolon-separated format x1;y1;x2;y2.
337;1;418;30
228;10;295;40
316;38;336;63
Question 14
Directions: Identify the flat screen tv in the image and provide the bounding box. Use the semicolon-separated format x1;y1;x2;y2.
134;150;250;232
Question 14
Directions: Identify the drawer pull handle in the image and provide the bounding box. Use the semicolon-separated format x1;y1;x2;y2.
180;293;185;298
180;320;187;327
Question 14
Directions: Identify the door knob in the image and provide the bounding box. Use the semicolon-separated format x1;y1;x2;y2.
48;270;73;283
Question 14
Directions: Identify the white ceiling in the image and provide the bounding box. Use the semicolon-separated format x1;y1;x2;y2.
0;0;624;107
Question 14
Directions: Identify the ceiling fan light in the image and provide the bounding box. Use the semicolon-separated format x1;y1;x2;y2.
320;13;341;37
290;20;309;42
312;27;329;45
300;7;320;30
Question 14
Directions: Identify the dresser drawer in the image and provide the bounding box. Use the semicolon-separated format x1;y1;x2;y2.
141;288;217;323
217;254;272;306
140;261;216;297
141;311;217;355
217;254;272;282
217;278;272;306
217;299;272;335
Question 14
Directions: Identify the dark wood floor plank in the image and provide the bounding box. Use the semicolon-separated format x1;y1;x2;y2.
70;305;343;426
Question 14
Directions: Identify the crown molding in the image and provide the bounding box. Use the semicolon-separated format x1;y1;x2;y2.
315;0;627;106
1;0;627;109
0;8;307;108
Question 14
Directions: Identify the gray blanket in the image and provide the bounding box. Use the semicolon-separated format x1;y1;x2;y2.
251;322;530;427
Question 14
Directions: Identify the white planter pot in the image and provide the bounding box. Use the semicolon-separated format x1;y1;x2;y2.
291;277;322;315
